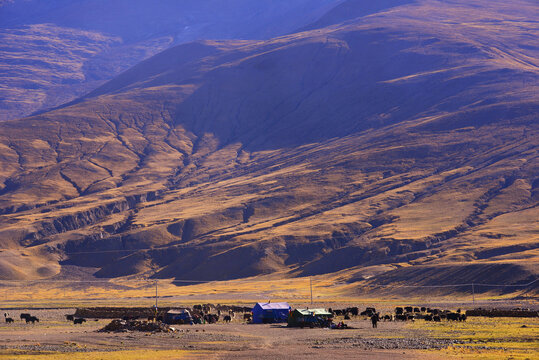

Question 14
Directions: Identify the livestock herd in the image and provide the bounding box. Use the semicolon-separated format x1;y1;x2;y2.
3;313;39;324
324;305;467;324
3;304;468;327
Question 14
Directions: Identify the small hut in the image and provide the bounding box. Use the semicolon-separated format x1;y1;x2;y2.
164;309;192;324
288;308;333;327
252;302;291;324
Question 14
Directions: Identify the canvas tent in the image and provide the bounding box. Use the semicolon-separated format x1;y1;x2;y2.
288;308;333;327
164;309;192;324
252;302;291;324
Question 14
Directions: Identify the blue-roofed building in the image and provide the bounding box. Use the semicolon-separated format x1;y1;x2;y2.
252;302;291;324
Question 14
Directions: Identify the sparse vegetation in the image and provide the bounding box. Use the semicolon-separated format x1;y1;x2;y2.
409;317;539;359
0;0;537;358
0;304;536;359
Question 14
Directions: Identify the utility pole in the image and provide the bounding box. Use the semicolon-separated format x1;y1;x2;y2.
310;277;313;305
155;280;158;309
472;283;475;305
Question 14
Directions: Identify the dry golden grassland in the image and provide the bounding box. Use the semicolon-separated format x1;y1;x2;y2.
1;272;535;309
0;304;536;360
0;276;537;359
410;317;539;359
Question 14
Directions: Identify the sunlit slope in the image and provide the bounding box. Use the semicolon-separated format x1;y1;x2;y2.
0;0;537;288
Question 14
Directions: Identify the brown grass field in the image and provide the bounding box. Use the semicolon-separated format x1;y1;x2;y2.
0;289;537;360
0;278;537;359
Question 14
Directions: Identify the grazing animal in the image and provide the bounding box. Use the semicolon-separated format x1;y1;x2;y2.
344;314;351;320
73;318;86;324
20;313;31;321
5;317;14;323
204;314;219;324
404;306;413;313
395;307;404;315
26;316;39;324
66;315;74;321
413;307;420;313
223;315;231;323
360;307;376;317
243;313;252;322
421;307;426;312
424;314;433;321
433;315;441;322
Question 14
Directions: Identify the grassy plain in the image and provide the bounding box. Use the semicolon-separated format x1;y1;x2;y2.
2;273;534;309
414;317;538;359
0;304;536;360
0;278;537;359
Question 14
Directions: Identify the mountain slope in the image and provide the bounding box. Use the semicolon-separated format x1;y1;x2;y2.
298;0;416;31
0;0;340;121
0;0;537;291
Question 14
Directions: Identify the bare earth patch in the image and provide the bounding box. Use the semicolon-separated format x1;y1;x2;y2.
0;306;536;359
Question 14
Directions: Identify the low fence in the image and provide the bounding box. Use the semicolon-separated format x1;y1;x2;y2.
466;309;538;318
74;307;171;319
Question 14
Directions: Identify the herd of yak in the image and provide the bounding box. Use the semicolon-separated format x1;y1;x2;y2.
3;304;467;326
3;313;40;324
346;306;468;323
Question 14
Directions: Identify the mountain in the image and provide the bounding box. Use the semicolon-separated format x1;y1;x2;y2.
298;0;416;31
0;0;537;293
0;0;340;121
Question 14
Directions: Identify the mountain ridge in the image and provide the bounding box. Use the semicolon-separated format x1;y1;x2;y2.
0;0;341;121
0;0;537;293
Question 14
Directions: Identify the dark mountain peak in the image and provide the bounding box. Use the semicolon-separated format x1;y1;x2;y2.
0;0;342;121
299;0;417;32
